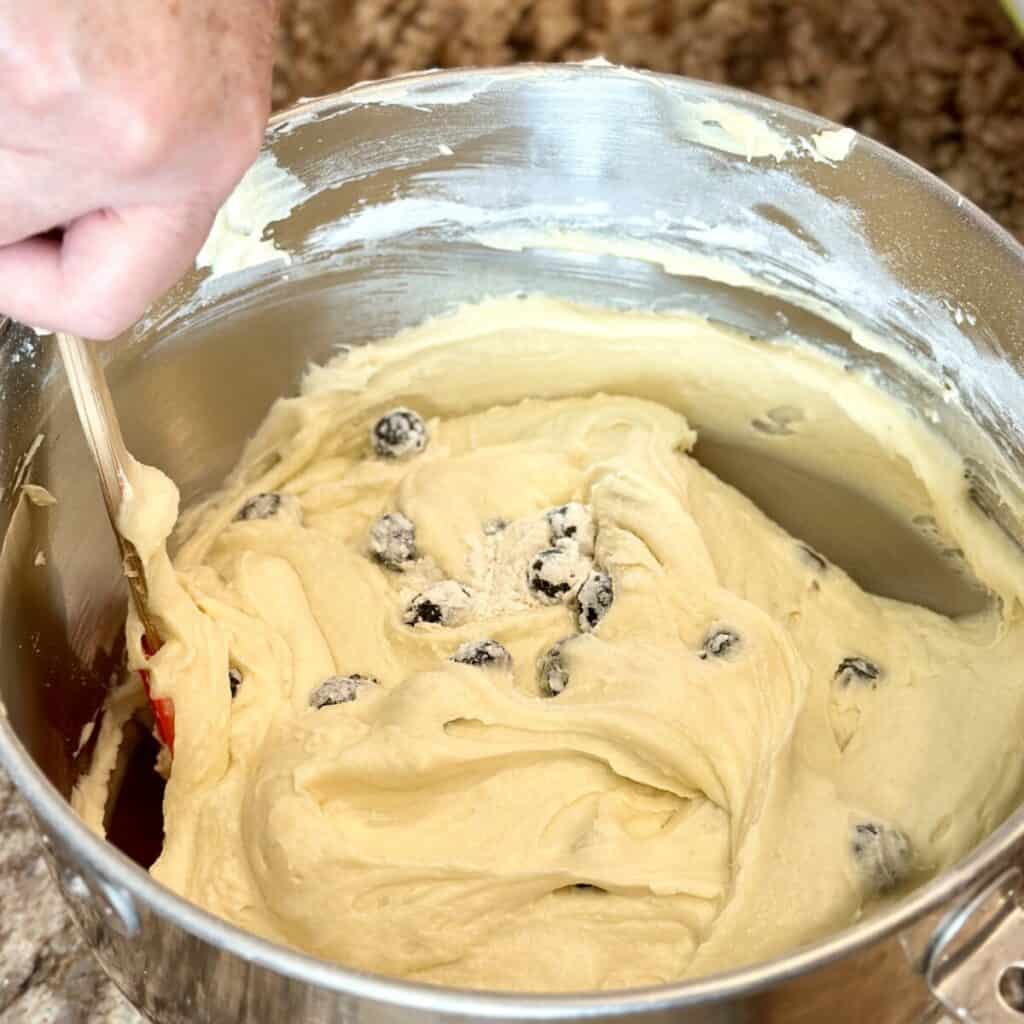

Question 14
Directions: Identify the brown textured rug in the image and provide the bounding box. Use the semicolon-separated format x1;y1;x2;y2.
272;0;1024;242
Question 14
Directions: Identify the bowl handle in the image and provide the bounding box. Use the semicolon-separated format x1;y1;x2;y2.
920;864;1024;1021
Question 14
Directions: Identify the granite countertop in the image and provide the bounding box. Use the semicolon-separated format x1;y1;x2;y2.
0;769;141;1024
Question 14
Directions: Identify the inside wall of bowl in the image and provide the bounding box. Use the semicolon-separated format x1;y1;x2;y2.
0;323;124;797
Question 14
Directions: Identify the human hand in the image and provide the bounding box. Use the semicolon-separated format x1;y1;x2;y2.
0;0;278;339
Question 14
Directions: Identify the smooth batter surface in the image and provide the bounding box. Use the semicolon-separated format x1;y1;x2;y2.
75;297;1024;992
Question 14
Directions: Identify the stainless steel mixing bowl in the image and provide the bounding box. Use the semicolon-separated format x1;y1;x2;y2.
2;65;1024;1024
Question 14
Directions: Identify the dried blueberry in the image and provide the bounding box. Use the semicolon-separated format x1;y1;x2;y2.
309;674;378;709
236;492;302;525
228;668;243;698
576;570;614;632
528;545;589;605
369;512;417;570
835;657;882;687
407;598;443;625
701;629;740;659
545;503;595;556
850;820;912;894
404;581;472;627
236;492;283;521
450;639;512;670
538;640;571;697
371;408;428;459
798;544;827;571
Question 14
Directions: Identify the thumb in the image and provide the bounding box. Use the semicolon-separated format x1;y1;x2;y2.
0;202;215;339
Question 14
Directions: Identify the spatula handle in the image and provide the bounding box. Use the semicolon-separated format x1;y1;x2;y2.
55;332;163;652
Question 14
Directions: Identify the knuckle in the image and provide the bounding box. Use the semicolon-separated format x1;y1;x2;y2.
114;100;174;174
10;65;76;114
3;32;79;113
108;77;196;174
114;86;268;185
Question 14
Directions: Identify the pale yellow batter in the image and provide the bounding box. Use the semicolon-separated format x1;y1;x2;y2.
75;296;1024;992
